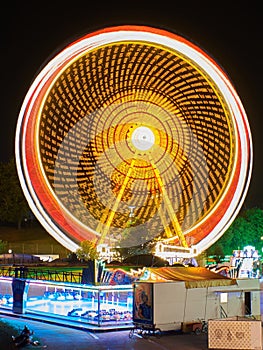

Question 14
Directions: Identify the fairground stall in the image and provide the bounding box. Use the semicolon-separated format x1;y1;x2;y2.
1;264;262;333
0;263;135;328
131;266;261;335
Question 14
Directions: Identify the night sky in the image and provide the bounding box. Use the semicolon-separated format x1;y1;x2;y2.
1;1;262;210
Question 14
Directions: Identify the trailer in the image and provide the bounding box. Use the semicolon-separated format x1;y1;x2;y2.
130;267;261;336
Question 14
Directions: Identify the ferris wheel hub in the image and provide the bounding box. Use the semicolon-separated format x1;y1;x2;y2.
131;126;155;151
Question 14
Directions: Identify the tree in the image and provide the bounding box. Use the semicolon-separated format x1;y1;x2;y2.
213;244;225;263
0;158;30;229
207;207;263;257
118;215;153;254
243;207;263;250
0;240;7;254
75;239;99;261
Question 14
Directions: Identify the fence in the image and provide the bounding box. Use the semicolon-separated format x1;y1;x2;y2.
6;242;70;258
0;266;83;283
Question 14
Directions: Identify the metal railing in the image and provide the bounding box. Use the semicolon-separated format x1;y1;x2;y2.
220;305;228;318
0;266;83;284
6;242;69;257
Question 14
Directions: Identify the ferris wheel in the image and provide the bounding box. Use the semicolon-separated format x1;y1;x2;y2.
15;25;252;256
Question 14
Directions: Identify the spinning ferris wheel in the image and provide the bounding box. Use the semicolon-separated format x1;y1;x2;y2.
15;25;252;257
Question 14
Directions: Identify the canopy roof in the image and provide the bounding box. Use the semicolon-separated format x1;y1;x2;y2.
144;266;237;288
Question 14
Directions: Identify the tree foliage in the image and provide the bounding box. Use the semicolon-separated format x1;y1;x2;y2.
207;207;263;257
75;240;99;261
0;158;30;229
0;240;8;254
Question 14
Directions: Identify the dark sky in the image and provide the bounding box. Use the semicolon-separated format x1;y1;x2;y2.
1;1;262;209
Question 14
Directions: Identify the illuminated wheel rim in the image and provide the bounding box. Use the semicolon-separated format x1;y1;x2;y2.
15;25;252;255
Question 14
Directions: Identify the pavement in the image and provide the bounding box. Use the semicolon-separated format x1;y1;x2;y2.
2;310;263;350
0;310;209;350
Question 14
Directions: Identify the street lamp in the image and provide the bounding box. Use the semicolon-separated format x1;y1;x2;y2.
128;205;136;218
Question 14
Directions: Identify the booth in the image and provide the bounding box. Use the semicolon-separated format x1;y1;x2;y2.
0;276;133;327
132;267;261;333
